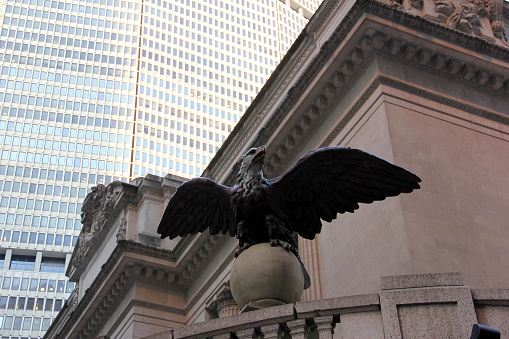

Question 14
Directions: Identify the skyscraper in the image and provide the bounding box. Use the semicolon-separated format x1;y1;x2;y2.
0;0;321;336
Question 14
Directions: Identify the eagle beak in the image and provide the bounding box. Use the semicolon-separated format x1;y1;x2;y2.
253;146;266;163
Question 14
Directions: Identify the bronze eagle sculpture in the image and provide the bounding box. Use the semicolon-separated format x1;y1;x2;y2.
158;146;421;287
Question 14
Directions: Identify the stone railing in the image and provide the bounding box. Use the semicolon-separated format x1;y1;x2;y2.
146;293;380;339
143;273;509;339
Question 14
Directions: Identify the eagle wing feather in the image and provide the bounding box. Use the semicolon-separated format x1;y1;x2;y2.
270;147;421;239
157;177;235;239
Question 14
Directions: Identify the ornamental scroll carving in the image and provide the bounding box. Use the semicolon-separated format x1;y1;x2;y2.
390;0;423;11
432;0;507;43
75;183;121;263
116;216;127;242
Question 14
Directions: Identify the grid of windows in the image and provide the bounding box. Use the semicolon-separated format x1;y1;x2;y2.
0;276;73;293
0;0;321;337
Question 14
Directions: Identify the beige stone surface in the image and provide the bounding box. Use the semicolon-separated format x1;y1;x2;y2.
380;284;477;339
319;104;414;298
339;311;385;339
475;306;509;338
142;330;172;339
398;303;461;338
386;98;509;291
316;81;509;299
173;304;295;339
296;294;380;317
381;272;463;290
472;289;509;338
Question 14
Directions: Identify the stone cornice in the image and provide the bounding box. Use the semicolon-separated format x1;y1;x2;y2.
320;74;509;149
51;240;184;338
173;234;196;260
210;0;509;186
263;5;509;174
69;175;190;280
50;235;236;338
305;0;350;35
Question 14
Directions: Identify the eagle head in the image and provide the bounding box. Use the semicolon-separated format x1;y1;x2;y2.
237;146;267;188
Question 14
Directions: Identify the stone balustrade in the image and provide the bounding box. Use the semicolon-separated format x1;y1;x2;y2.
143;293;379;339
143;273;509;339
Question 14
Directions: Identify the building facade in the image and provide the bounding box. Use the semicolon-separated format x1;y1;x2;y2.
45;0;509;337
0;0;320;337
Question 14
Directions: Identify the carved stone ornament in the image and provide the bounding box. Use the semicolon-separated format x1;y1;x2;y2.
433;0;507;43
434;0;483;35
75;183;121;264
68;287;79;313
116;216;127;242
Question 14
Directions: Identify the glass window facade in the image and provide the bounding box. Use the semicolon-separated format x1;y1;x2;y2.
9;255;35;271
0;0;321;337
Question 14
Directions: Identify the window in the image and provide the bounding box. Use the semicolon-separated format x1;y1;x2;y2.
32;317;41;331
57;280;65;292
35;298;44;310
10;255;36;271
44;298;53;311
22;316;31;330
39;279;47;292
26;298;35;310
29;279;38;291
7;297;16;310
40;257;66;273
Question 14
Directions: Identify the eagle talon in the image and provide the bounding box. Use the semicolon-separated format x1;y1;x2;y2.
268;239;291;251
280;241;290;251
235;243;251;257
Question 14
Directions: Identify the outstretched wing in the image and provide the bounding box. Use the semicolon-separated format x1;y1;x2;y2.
270;147;421;239
157;177;235;239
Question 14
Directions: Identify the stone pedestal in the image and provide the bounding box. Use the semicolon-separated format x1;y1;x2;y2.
230;243;305;308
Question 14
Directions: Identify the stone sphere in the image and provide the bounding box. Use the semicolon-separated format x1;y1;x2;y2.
230;243;305;308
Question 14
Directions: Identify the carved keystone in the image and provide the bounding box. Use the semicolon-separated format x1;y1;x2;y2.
475;70;489;85
324;84;336;98
403;45;417;60
445;59;461;75
340;61;354;75
431;54;447;70
351;48;364;64
387;39;402;55
315;95;328;109
299;117;311;131
277;146;288;159
306;107;319;120
284;136;296;150
489;75;504;90
460;64;476;80
331;72;345;88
